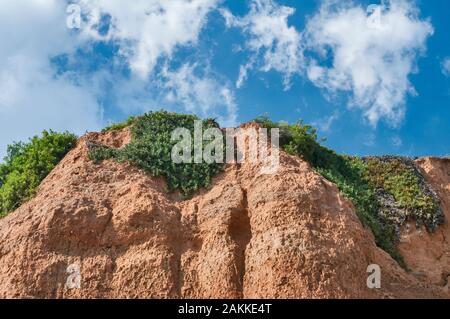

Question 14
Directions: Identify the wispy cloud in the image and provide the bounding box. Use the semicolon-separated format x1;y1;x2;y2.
312;111;340;133
391;135;403;148
442;57;450;77
235;59;254;89
222;0;303;89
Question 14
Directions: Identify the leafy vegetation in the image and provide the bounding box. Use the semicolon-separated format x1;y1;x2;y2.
363;156;443;232
0;130;77;217
89;111;224;196
254;116;441;267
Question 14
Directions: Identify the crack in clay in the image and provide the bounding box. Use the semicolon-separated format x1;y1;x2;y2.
229;187;252;298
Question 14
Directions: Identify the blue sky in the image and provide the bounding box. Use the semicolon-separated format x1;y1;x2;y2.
0;0;449;159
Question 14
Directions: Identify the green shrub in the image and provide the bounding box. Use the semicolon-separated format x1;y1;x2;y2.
363;157;443;232
89;111;224;196
0;130;77;217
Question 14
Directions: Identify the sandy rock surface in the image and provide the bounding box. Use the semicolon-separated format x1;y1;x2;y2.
398;158;450;290
0;129;448;298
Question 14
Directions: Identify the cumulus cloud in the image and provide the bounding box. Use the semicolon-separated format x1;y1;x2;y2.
80;0;220;79
303;0;433;126
0;0;102;159
222;0;302;89
442;57;450;77
223;0;432;127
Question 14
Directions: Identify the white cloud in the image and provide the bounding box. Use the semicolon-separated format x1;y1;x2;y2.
0;0;102;159
303;0;433;126
442;57;450;77
235;59;255;89
160;64;238;127
222;0;303;89
236;65;248;89
80;0;220;79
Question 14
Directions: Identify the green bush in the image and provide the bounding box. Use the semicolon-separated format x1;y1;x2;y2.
0;130;77;217
363;157;443;232
89;111;224;196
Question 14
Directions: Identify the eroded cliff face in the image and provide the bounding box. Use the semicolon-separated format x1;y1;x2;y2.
0;129;448;298
399;157;450;289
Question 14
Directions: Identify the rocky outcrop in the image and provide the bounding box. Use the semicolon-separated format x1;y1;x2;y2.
0;129;448;298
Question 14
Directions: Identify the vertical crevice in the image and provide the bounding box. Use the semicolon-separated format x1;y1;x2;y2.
176;203;202;298
172;206;184;299
228;188;252;298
